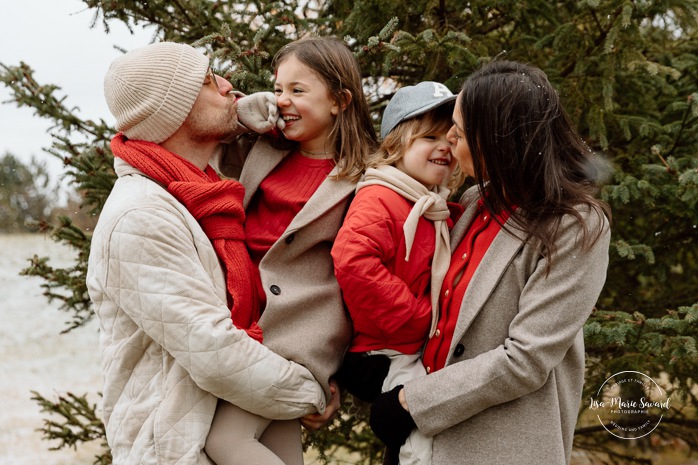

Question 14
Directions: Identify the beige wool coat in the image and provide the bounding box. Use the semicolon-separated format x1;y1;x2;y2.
403;186;611;465
215;137;354;398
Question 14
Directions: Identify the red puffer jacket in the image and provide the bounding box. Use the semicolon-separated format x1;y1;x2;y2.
332;185;439;355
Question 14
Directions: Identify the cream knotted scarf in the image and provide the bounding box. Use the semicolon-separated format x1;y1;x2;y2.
356;165;451;337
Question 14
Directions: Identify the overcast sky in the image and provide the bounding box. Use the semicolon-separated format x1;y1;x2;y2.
0;0;152;178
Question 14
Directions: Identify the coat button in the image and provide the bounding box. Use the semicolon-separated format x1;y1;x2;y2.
453;344;465;357
285;234;295;244
270;285;281;295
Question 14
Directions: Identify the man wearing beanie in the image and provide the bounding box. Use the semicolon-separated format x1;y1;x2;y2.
87;42;327;465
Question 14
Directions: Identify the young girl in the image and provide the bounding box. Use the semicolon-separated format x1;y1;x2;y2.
205;36;378;465
331;81;463;465
369;61;611;465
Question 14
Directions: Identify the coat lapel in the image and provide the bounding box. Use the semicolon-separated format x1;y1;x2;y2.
449;187;482;249
447;189;528;359
239;138;287;208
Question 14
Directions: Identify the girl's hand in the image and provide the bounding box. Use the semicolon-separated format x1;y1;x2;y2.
300;379;341;431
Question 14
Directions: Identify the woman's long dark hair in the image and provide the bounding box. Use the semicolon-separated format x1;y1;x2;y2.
460;60;610;267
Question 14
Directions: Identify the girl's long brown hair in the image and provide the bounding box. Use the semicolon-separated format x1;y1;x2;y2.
273;36;378;182
459;60;611;268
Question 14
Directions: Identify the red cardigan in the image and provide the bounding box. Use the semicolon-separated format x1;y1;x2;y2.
332;185;441;354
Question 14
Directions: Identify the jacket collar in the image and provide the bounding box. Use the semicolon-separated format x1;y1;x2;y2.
114;157;168;189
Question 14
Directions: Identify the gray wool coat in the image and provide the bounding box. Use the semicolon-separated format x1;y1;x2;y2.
214;137;354;399
404;186;611;465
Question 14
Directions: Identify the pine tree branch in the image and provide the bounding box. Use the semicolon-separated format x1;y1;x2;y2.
664;98;697;158
560;5;624;78
590;6;623;49
0;63;110;139
170;0;196;27
436;0;447;29
480;10;513;35
31;391;111;464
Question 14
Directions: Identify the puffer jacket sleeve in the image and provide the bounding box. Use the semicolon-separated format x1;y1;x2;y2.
101;204;326;419
331;188;432;343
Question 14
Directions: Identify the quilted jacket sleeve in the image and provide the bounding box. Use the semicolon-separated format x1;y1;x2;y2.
331;188;432;345
100;204;326;419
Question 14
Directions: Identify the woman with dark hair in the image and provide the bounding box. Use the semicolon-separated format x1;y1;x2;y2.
369;60;612;465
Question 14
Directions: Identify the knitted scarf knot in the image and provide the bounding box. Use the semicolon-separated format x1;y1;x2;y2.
110;133;263;342
357;165;451;337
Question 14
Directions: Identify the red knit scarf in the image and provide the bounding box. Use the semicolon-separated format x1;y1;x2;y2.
110;133;263;342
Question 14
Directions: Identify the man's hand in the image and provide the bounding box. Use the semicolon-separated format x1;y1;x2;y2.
301;379;341;431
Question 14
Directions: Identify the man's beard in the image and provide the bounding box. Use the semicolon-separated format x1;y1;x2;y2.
186;98;240;142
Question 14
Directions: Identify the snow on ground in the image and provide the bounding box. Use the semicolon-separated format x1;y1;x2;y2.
0;234;102;465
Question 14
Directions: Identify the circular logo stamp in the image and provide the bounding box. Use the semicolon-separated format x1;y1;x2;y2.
587;371;670;439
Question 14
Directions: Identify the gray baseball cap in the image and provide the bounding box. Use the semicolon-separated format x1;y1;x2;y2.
380;81;457;139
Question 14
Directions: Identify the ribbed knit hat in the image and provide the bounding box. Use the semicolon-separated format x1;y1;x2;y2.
380;81;456;139
104;42;209;143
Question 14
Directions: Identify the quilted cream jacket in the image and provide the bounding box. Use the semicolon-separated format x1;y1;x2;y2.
87;159;326;465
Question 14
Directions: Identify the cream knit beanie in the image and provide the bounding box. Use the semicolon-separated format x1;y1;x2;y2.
104;42;210;143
